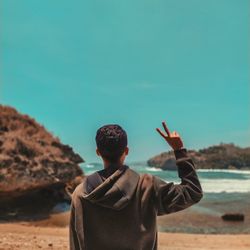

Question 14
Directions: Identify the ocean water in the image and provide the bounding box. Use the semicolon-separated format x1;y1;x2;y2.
81;162;250;194
79;162;250;234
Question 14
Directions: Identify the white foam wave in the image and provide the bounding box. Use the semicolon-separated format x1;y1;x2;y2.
197;178;250;193
168;178;250;193
197;169;250;174
145;167;163;172
85;164;95;168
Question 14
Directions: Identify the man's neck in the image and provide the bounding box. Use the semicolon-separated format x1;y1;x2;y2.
103;161;124;169
98;161;124;180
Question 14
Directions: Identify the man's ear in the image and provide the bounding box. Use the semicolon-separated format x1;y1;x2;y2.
125;146;129;155
96;148;100;156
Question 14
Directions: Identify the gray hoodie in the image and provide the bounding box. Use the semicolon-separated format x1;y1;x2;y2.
69;148;203;250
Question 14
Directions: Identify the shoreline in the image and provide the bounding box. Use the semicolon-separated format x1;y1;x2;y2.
1;199;250;234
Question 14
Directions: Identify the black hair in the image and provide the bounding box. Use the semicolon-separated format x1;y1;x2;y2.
95;124;128;162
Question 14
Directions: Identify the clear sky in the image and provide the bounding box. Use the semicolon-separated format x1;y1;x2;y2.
1;0;249;162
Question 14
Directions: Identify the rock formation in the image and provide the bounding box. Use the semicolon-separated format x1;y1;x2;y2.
222;213;244;222
0;105;84;217
147;143;250;170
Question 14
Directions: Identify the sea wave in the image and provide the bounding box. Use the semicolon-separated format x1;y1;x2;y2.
85;164;95;168
144;167;163;172
81;164;250;193
197;169;250;174
160;178;250;193
197;178;250;193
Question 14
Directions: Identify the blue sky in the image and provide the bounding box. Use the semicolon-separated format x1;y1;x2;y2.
1;0;249;162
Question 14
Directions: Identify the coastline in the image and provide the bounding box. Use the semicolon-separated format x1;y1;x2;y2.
1;165;250;249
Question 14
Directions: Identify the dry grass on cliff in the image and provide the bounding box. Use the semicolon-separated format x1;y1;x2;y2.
0;105;83;194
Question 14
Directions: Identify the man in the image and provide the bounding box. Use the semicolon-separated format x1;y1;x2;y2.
70;121;203;250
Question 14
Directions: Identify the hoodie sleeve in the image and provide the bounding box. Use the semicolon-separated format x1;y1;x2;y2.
69;184;85;250
153;148;203;216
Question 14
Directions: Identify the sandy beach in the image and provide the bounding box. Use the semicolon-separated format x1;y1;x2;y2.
0;212;250;250
1;223;250;250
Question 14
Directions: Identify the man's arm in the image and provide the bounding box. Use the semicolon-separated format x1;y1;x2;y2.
154;121;203;215
153;147;203;215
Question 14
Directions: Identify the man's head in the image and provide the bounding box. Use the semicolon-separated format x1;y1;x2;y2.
95;124;129;164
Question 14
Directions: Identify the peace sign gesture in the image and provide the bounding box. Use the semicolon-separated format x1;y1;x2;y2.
156;121;184;150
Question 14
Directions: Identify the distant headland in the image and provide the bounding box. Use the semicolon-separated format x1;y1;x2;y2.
147;143;250;170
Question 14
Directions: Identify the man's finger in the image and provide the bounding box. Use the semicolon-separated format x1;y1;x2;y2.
156;128;167;138
162;121;171;137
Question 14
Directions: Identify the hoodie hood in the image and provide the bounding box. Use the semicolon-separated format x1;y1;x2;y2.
82;165;140;210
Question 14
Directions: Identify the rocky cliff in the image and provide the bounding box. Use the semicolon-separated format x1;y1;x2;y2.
147;143;250;170
0;105;84;217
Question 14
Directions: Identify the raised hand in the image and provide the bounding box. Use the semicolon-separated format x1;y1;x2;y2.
156;121;184;150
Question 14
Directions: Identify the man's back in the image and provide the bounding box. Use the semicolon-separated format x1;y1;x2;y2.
69;148;203;250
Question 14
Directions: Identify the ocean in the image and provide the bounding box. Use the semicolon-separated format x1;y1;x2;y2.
82;163;250;193
79;162;250;234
